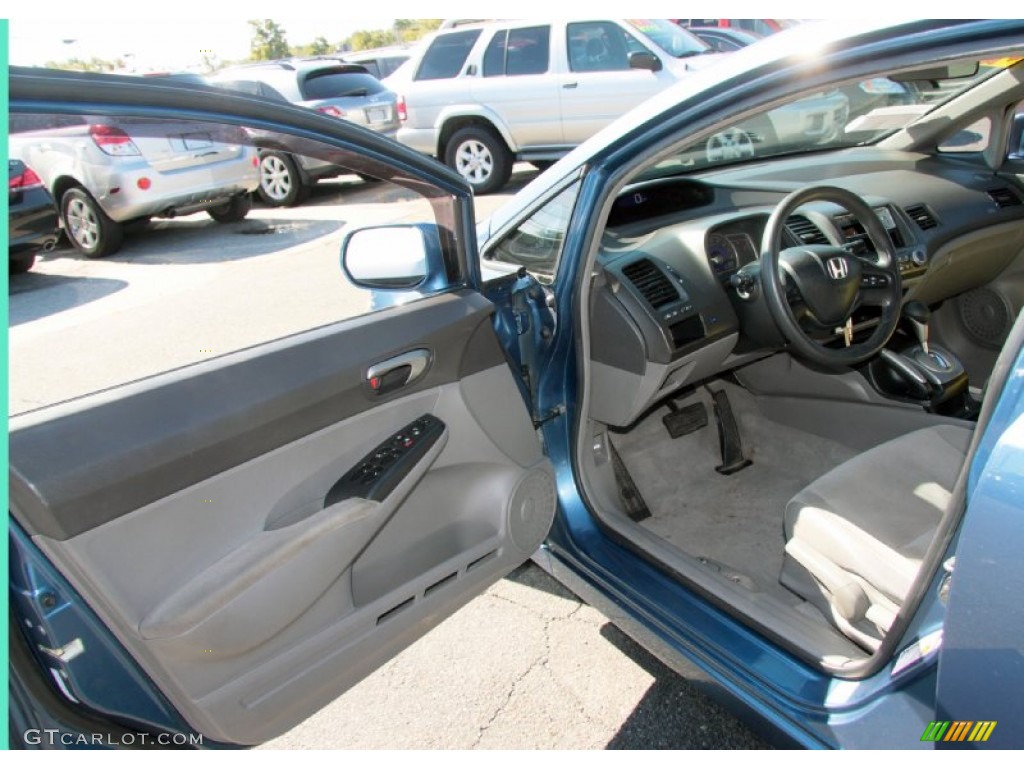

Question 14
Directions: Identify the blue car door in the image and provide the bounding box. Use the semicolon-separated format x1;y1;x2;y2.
8;67;554;747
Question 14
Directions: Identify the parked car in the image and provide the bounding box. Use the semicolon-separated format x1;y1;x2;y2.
9;19;1024;750
9;109;259;258
384;19;723;194
338;46;412;80
7;158;59;274
676;18;801;36
687;25;763;52
209;61;400;206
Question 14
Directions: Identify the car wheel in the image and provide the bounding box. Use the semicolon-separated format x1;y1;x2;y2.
61;187;124;258
258;153;307;207
9;254;36;274
208;194;253;223
444;126;512;195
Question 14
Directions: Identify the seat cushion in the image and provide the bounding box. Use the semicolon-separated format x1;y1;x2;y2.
784;424;972;628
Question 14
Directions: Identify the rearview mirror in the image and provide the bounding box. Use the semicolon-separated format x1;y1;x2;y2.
629;51;663;72
341;225;437;289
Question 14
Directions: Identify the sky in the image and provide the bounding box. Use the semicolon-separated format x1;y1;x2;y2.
6;2;972;73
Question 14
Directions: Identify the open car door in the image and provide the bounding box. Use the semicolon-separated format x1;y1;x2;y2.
8;69;556;746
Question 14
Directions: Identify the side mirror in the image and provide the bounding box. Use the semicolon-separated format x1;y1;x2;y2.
629;51;663;72
342;224;440;289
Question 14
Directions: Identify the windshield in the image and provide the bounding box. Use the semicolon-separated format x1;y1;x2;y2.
623;19;710;58
647;59;1012;175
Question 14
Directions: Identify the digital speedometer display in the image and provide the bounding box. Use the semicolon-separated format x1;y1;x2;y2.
706;233;738;274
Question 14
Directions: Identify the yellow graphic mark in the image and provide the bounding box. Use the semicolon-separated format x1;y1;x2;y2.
921;720;996;742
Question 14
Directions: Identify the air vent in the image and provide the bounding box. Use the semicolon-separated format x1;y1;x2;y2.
987;187;1022;208
786;215;830;245
904;204;938;230
621;258;679;309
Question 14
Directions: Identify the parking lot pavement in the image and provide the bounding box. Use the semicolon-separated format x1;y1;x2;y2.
263;564;769;750
10;165;768;750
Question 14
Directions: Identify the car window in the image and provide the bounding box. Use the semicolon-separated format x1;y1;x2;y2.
415;30;482;81
484;181;580;282
8;110;461;414
623;19;708;58
483;26;551;77
300;71;386;100
567;22;632;73
700;34;743;53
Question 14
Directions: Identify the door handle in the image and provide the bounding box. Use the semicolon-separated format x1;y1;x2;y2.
366;348;431;394
563;81;579;89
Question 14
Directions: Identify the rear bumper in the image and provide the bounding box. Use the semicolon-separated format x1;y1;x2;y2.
9;191;60;257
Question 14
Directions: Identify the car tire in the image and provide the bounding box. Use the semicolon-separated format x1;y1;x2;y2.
257;153;307;207
208;194;253;223
355;172;379;184
444;126;512;195
60;187;124;258
9;254;36;274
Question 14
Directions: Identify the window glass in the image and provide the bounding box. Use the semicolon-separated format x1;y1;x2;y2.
567;22;632;73
8;110;457;414
485;182;580;280
506;27;550;76
415;30;482;81
483;30;508;77
300;71;386;100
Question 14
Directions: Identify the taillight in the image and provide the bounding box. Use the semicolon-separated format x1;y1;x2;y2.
316;106;346;118
396;95;407;122
9;166;43;191
89;124;141;156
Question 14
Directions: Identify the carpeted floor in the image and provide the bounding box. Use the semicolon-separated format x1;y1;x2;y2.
610;381;858;602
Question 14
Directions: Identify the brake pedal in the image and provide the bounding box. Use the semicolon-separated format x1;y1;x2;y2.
708;388;752;475
662;401;708;439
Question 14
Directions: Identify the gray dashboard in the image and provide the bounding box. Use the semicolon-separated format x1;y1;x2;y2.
587;148;1024;427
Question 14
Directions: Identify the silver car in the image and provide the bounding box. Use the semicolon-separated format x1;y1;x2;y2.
9;104;259;258
210;61;401;206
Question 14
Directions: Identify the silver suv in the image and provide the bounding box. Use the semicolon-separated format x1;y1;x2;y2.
10;109;259;258
211;61;401;205
385;19;723;193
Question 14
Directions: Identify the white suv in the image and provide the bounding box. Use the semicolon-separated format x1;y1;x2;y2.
386;19;722;193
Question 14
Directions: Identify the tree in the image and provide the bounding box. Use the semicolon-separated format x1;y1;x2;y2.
248;19;290;61
309;36;331;56
393;19;442;43
349;29;395;51
44;56;124;73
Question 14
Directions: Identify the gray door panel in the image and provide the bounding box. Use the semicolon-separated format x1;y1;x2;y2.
12;293;554;745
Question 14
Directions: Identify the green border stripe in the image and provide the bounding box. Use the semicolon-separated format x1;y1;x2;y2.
1;16;11;754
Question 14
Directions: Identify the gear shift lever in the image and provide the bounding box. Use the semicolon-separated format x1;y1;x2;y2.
903;300;931;355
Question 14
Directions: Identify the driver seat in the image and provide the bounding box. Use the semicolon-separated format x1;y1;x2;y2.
781;424;972;651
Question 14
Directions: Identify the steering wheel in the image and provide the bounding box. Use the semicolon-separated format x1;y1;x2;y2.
760;185;902;367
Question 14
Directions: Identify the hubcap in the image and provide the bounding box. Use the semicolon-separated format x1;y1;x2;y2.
706;128;756;162
454;139;493;184
66;198;100;249
261;156;292;200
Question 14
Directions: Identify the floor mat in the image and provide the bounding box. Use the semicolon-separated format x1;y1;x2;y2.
610;382;858;601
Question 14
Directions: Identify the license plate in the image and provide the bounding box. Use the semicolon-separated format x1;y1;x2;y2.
182;132;213;150
366;108;388;124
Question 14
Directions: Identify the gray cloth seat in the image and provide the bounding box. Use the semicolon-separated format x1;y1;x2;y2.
781;424;973;651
